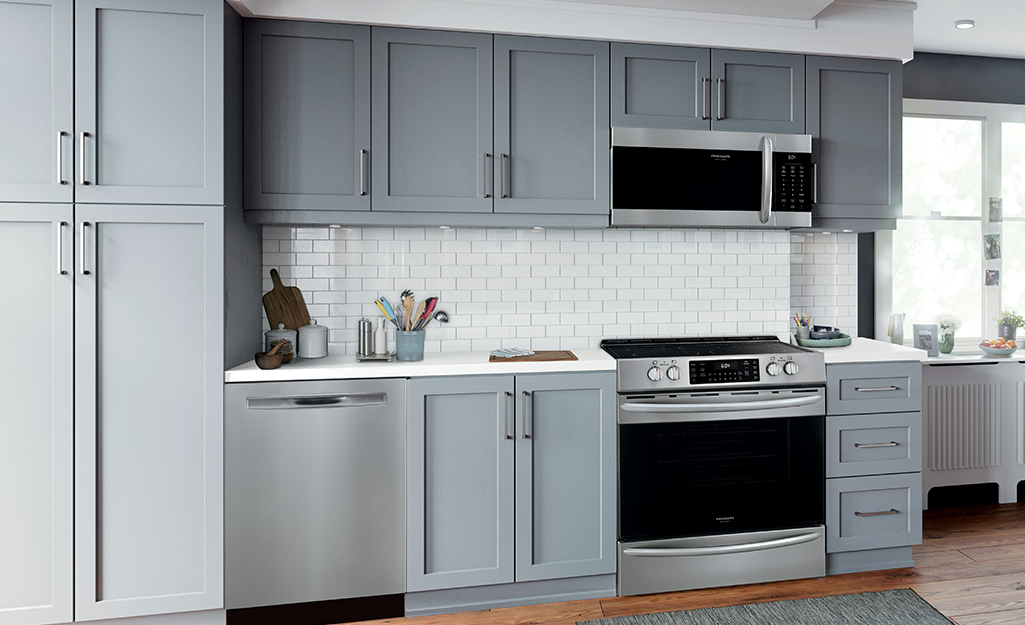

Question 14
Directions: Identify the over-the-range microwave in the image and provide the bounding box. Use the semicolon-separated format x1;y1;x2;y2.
610;127;813;229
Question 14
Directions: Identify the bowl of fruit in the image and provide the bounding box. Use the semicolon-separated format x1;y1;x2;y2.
980;337;1018;356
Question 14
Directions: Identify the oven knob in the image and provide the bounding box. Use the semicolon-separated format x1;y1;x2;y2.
766;362;782;376
783;361;799;376
666;365;681;381
647;366;663;382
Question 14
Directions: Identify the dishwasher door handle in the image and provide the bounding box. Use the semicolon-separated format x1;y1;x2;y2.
247;393;387;410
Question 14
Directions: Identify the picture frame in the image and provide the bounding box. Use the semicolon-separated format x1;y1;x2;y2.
913;323;939;357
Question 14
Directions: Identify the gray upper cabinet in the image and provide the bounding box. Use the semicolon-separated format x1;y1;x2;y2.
0;205;74;625
372;28;493;214
711;49;805;134
0;0;74;204
74;0;224;205
245;20;370;212
806;56;902;230
611;42;711;130
494;35;610;216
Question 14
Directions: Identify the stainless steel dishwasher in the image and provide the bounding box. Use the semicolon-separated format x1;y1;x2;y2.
225;378;405;609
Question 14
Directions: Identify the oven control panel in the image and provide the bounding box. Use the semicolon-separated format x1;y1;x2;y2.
689;359;760;385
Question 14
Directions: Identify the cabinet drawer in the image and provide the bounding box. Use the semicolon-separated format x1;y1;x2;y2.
826;473;922;553
826;362;922;415
826;411;921;478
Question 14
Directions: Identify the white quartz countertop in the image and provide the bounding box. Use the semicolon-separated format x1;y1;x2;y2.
803;337;928;364
923;351;1025;364
225;348;615;383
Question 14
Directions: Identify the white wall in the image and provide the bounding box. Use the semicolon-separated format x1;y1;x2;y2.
789;232;859;334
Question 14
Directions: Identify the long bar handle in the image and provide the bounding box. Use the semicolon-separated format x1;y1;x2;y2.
79;221;91;275
716;78;724;120
855;441;899;449
504;392;513;439
79;132;90;185
854;386;899;392
701;77;709;121
621;394;822;414
359;149;367;196
521;390;530;439
855;509;899;517
760;135;773;224
483;153;491;199
623;530;822;558
813;163;818;203
57;131;68;185
57;221;68;275
500;153;509;199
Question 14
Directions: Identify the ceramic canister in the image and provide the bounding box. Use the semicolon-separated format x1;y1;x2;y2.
297;318;329;358
265;323;296;363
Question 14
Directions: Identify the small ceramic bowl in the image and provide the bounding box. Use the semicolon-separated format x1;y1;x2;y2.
979;344;1018;357
254;351;284;369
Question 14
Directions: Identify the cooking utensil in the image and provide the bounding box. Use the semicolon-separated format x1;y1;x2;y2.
412;297;438;331
410;301;426;332
262;268;311;331
403;295;414;331
375;299;399;329
254;340;285;369
380;297;398;328
421;309;449;329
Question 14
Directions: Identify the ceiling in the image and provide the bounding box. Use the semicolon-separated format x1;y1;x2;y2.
914;0;1025;60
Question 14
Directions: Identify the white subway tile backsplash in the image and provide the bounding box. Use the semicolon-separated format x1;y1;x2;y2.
790;232;858;335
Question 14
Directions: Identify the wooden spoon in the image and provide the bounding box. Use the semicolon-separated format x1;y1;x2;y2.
404;296;415;331
410;301;427;332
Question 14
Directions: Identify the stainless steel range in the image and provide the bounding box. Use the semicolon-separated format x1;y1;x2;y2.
601;335;828;597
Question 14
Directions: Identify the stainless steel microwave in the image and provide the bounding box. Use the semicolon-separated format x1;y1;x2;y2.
610;127;813;229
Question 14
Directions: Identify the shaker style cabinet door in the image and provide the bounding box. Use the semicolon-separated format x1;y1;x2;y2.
0;0;73;204
513;372;617;582
611;42;711;130
406;376;515;592
244;20;370;212
806;56;902;228
710;49;805;134
0;206;74;625
494;35;610;216
74;0;224;205
372;28;494;213
74;205;224;621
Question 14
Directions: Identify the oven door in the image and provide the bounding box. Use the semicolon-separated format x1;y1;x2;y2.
618;388;825;542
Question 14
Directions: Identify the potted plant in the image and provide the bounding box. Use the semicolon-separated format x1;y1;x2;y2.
994;310;1025;341
935;314;961;354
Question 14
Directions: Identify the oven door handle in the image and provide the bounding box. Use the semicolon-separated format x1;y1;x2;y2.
620;394;823;413
622;530;823;558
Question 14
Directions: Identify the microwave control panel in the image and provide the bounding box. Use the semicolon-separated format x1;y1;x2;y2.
774;152;812;211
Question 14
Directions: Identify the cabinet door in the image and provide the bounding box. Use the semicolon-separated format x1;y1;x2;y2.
372;28;493;213
407;376;515;591
0;206;73;625
514;372;617;582
711;49;805;134
611;42;711;130
244;20;370;212
807;56;901;227
495;36;610;216
0;0;73;203
74;0;223;205
74;205;223;620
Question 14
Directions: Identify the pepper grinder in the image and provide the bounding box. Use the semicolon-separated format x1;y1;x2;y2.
358;318;373;356
374;315;387;355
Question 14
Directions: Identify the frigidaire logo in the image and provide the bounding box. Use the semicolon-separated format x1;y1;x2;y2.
716;516;735;523
710;154;730;160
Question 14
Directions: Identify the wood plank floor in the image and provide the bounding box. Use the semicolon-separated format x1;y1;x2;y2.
352;503;1025;625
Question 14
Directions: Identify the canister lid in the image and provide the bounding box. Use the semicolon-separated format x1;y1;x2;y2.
266;322;297;340
298;318;328;336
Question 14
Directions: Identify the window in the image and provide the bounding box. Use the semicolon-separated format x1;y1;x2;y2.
877;99;1025;346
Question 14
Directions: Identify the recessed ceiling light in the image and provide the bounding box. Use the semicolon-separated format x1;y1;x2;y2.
955;20;975;30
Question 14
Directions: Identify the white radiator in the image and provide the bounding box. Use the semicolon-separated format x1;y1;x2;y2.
925;383;1001;471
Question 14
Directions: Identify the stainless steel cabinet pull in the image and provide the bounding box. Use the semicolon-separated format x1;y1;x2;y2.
57;221;68;275
503;392;512;439
247;393;386;410
521;390;530;439
79;132;91;185
759;135;773;224
500;154;509;199
57;131;67;185
812;163;818;203
716;78;724;120
854;509;899;517
359;149;367;196
701;77;709;120
854;386;899;392
484;153;492;199
79;221;91;275
623;530;822;558
854;441;899;449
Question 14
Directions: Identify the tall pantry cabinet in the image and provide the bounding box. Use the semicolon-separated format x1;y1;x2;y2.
0;1;260;624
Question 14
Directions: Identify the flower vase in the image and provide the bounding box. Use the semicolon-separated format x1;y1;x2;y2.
998;325;1017;342
938;333;955;354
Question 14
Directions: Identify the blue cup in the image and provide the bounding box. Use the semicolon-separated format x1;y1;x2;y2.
396;330;425;361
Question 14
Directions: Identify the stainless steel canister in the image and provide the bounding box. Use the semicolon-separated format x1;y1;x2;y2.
358;318;373;356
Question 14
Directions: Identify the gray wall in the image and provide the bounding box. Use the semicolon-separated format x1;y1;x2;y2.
903;52;1025;105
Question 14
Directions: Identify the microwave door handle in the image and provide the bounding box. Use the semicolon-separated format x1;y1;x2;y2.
760;135;773;224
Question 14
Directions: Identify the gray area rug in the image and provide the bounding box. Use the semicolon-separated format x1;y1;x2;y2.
578;589;953;625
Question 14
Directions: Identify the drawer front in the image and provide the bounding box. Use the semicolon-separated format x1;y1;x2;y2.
826;473;922;553
826;411;921;478
827;362;922;416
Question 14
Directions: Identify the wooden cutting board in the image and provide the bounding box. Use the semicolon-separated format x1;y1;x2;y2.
489;350;578;362
262;268;311;331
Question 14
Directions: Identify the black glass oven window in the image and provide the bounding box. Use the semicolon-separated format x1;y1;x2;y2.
618;416;824;542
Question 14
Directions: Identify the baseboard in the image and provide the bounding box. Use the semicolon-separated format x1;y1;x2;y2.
827;546;915;575
55;610;225;625
404;574;616;617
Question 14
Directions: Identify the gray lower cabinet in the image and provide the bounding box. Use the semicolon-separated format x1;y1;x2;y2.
245;20;370;212
806;56;902;231
406;372;616;594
